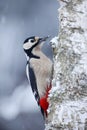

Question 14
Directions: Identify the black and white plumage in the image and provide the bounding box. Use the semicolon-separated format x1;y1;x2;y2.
23;36;53;117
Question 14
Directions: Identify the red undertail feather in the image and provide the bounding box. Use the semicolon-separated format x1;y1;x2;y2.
39;83;52;117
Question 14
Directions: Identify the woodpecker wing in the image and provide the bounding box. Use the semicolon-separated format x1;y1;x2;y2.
28;64;40;104
26;62;45;117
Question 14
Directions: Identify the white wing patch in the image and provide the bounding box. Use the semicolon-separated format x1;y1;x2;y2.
26;64;29;81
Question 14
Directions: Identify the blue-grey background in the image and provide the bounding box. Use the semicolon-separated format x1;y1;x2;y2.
0;0;58;130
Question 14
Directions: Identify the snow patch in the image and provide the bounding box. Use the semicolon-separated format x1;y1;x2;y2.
50;37;58;49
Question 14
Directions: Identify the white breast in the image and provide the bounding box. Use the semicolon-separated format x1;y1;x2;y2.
30;51;53;98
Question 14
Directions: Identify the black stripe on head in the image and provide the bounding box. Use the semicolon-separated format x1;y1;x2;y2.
24;36;35;44
24;47;40;59
24;37;40;59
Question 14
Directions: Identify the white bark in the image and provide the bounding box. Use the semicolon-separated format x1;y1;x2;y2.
45;0;87;130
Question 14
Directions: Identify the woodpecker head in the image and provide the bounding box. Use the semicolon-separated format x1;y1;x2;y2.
23;36;49;58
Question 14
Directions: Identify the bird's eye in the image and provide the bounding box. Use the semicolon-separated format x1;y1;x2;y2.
30;39;35;43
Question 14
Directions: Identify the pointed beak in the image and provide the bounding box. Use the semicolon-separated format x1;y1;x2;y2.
39;36;50;42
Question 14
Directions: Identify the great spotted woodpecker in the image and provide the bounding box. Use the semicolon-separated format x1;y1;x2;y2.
23;36;53;118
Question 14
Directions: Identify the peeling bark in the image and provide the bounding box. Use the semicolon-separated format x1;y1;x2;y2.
45;0;87;130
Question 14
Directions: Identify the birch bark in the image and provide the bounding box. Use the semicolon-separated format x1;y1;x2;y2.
45;0;87;129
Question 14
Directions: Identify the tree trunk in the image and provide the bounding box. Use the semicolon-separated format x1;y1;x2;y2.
45;0;87;130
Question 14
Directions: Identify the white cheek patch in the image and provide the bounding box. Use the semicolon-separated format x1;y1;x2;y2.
23;42;32;50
